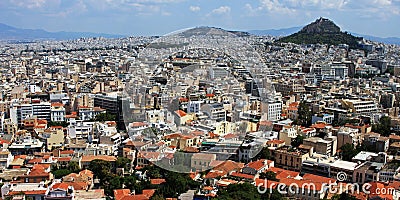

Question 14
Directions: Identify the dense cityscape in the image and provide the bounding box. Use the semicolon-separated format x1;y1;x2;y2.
0;17;400;200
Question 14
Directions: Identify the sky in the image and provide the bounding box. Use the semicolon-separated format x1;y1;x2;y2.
0;0;400;37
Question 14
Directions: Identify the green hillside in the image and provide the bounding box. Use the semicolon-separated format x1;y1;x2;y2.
278;18;362;48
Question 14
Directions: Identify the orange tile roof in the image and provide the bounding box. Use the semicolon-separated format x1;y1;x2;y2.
9;190;47;195
388;181;400;189
175;110;187;117
27;167;49;177
114;189;131;200
142;189;155;198
212;160;244;175
60;150;74;154
131;122;147;127
267;167;299;179
302;173;336;184
267;139;285;145
28;158;43;164
81;155;117;162
205;170;226;179
230;172;255;180
255;178;279;189
311;123;328;129
368;181;394;200
57;157;72;162
0;139;11;145
246;159;266;171
150;178;166;185
51;103;64;107
15;155;27;159
52;182;69;191
183;146;199;153
206;93;215;97
389;135;400;140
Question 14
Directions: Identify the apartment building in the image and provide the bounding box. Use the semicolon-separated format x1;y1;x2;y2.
273;145;313;171
303;136;337;156
50;103;65;122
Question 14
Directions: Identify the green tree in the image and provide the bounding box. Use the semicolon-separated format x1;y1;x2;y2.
252;147;272;161
340;143;360;161
297;102;312;127
150;194;164;200
259;171;279;181
372;116;391;136
52;169;72;179
90;113;116;122
291;134;304;148
67;161;80;172
331;192;358;200
116;157;131;171
215;182;262;200
105;176;122;196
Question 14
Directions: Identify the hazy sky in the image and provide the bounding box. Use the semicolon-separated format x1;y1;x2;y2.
1;0;400;37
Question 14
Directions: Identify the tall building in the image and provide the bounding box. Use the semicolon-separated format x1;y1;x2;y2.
209;66;229;79
261;101;282;122
341;99;379;116
32;101;51;122
93;94;128;130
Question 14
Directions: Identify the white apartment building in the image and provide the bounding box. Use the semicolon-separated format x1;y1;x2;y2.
51;103;65;122
187;101;202;113
262;101;282;122
209;66;229;79
341;99;378;116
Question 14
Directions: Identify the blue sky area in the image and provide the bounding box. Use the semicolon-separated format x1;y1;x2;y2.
1;0;399;37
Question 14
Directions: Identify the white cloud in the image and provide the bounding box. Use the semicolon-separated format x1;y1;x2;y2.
245;0;295;15
134;0;185;3
10;0;48;9
246;0;399;18
211;6;231;15
373;0;392;6
189;6;200;12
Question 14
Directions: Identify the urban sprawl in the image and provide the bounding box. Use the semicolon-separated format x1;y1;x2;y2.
0;27;399;200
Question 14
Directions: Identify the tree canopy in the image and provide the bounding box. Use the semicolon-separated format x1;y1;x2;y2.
340;143;360;161
296;102;312;127
372;116;391;136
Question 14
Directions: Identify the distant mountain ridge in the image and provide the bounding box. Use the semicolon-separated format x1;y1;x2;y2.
0;23;125;41
248;27;302;37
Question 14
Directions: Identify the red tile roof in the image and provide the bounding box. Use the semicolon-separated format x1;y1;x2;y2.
246;159;265;171
230;172;255;180
150;179;166;185
60;150;74;155
255;178;279;189
114;189;131;200
267;167;299;179
57;157;72;162
52;182;69;191
175;110;187;117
